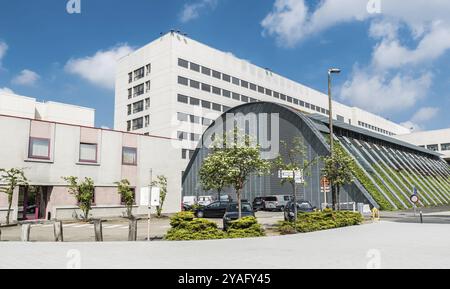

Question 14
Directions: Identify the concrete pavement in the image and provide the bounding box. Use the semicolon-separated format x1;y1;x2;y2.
1;221;449;269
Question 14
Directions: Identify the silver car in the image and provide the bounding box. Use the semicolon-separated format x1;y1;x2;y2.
264;195;293;211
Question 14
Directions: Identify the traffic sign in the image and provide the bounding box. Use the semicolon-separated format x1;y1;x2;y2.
278;170;304;184
410;194;419;204
320;177;331;193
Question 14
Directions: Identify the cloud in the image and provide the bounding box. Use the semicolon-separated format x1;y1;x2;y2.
65;44;134;90
179;0;218;23
12;69;40;86
0;87;14;94
341;68;432;113
0;41;7;62
400;107;439;132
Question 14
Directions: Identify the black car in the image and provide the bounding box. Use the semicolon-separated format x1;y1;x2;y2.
223;202;255;230
252;197;266;212
195;201;231;218
283;201;315;221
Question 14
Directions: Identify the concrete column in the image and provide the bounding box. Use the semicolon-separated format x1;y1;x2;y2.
53;221;64;242
128;218;138;241
21;224;31;242
93;219;103;242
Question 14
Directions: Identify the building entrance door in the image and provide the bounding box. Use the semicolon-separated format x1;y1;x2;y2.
19;186;52;220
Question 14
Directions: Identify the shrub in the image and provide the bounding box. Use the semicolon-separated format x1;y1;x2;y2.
226;216;265;239
276;210;364;234
169;211;195;228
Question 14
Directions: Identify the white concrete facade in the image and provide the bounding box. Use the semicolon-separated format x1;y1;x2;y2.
0;114;183;223
394;129;450;163
114;32;411;168
0;92;95;127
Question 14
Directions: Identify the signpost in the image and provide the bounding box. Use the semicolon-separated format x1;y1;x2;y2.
320;177;331;210
410;187;420;216
278;170;304;221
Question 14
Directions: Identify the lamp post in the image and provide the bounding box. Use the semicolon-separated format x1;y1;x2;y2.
328;68;341;210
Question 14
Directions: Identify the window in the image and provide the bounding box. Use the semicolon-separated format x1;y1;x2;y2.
222;90;231;98
145;81;151;92
178;58;189;68
273;92;280;99
201;83;211;92
29;138;50;160
190;97;200;106
287;96;293;103
201;66;211;76
190;115;200;124
177;112;188;122
202;100;211;109
212;70;221;79
232;77;240;85
293;98;299;105
315;106;321;112
280;94;286;101
128;88;132;99
191;133;200;142
299;100;305;107
265;89;272;96
202;118;213;126
223;105;230;112
241;81;249;88
241;95;249;103
441;143;450;151
145;98;150;110
257;86;264;94
79;143;97;163
249;83;257;91
177;94;188;104
132;117;143;130
212;86;221;95
122;147;137;165
134;67;145;81
311;104;316;111
178;76;188;86
222;74;231;82
305;102;310;109
190;80;200;89
427;144;439;152
144;115;150;127
127;104;132;115
127;121;131;132
146;64;151;75
212;103;221;111
133;100;144;114
128;73;133;83
178;131;188;140
133;84;144;97
337;115;345;122
190;62;200;72
250;98;257;103
232;93;240;100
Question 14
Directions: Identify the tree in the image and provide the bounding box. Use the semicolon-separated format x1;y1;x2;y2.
211;130;271;219
322;145;354;211
199;149;230;201
0;168;28;225
115;179;135;219
63;176;94;222
273;137;317;219
151;175;167;218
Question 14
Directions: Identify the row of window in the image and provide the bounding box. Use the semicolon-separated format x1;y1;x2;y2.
420;143;450;152
177;112;214;127
178;58;330;116
177;94;230;113
127;115;150;131
182;149;195;160
128;64;151;83
358;121;394;136
127;98;150;115
28;137;138;165
178;131;201;142
128;81;151;99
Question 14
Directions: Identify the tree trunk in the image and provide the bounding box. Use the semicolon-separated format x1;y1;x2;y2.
6;190;12;225
237;188;242;219
336;186;340;211
331;185;337;211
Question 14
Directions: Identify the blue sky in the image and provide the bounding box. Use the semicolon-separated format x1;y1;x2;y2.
0;0;449;131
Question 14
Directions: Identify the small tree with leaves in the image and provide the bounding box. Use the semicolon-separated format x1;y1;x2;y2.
322;145;354;211
63;176;94;222
199;149;230;201
273;137;317;216
0;168;28;225
115;179;135;219
151;175;168;218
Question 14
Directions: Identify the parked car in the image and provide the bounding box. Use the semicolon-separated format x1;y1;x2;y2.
263;195;293;211
283;201;315;222
223;202;255;230
219;195;232;202
182;196;197;211
195;201;231;218
198;196;213;206
252;197;266;212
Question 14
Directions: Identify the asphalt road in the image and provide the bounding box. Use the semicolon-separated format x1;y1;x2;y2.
1;221;449;269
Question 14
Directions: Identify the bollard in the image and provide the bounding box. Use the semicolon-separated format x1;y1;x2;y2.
420;211;423;224
21;224;31;242
93;219;103;242
128;217;138;241
53;221;64;242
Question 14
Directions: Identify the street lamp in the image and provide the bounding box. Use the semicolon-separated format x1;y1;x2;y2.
327;68;340;210
328;68;341;155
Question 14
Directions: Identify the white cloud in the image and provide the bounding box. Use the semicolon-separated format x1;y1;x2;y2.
0;87;14;94
65;44;134;90
180;0;218;23
341;68;432;113
12;69;40;86
400;107;439;132
0;41;7;63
